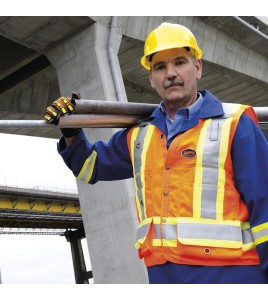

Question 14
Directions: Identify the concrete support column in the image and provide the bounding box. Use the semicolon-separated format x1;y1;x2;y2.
46;22;148;283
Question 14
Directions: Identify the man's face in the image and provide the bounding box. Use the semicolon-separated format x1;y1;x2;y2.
149;48;202;106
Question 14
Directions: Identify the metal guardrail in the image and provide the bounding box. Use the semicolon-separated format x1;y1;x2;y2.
0;175;78;196
0;227;67;235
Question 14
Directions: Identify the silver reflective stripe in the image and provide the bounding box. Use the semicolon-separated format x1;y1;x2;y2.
154;224;177;240
137;223;178;241
252;227;268;240
200;103;240;219
201;118;225;219
178;222;242;241
154;224;160;238
136;222;150;241
222;103;241;117
242;227;255;244
133;125;150;221
161;224;177;239
136;221;254;245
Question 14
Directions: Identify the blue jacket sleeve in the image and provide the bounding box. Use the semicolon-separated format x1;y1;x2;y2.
232;113;268;271
57;129;133;183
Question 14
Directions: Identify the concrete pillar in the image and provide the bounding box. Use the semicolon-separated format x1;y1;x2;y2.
46;22;148;283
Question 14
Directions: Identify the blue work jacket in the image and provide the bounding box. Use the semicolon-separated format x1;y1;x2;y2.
58;89;268;283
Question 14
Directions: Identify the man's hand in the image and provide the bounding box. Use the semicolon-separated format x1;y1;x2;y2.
45;91;81;138
45;92;79;124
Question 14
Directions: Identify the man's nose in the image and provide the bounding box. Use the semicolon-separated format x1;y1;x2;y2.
166;63;177;79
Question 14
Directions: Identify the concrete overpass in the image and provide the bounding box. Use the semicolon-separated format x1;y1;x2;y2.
0;16;268;283
0;176;81;229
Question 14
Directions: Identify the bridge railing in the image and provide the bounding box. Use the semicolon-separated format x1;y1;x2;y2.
0;175;78;197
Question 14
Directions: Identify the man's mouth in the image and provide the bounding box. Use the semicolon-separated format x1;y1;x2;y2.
164;80;184;89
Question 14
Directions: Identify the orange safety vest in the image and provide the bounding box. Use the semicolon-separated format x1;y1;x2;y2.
127;103;260;267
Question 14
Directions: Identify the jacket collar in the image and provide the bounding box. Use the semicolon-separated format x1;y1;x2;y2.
198;90;225;119
142;90;225;134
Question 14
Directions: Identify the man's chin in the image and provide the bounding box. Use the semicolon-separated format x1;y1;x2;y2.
166;93;185;102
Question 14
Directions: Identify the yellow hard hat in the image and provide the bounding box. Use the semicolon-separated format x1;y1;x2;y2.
141;22;203;70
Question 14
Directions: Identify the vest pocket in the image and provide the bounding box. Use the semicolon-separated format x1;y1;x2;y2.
177;218;243;260
176;242;243;260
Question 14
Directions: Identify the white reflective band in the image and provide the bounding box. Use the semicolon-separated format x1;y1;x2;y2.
132;124;154;221
194;103;242;220
136;223;150;241
133;125;148;221
252;222;268;245
136;218;254;247
178;222;241;241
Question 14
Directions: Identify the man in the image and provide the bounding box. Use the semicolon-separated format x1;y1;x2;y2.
45;22;268;283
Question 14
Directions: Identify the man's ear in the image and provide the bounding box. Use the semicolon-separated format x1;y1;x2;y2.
149;72;155;89
196;59;202;80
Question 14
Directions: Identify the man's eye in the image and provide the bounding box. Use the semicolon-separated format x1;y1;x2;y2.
176;61;185;66
154;64;165;71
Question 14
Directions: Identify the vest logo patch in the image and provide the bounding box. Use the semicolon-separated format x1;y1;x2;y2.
181;148;196;158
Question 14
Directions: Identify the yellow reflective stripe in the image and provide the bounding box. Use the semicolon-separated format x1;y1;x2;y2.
140;125;155;220
162;239;177;247
77;150;97;183
152;239;177;247
242;242;255;251
152;216;161;224
193;119;211;218
252;222;268;245
130;127;139;163
152;239;162;247
151;238;253;249
252;222;268;232
216;104;241;220
135;237;146;249
131;125;155;221
131;127;143;221
178;237;241;248
254;236;268;245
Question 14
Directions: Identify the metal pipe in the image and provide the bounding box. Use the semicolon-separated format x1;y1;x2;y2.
75;100;268;123
75;100;268;121
75;99;157;115
0;116;267;130
251;107;268;122
0;114;144;129
0;101;267;129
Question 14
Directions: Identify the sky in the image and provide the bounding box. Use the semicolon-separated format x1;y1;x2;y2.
0;133;92;285
2;0;266;17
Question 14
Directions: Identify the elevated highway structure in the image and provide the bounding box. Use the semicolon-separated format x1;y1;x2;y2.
0;176;81;229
